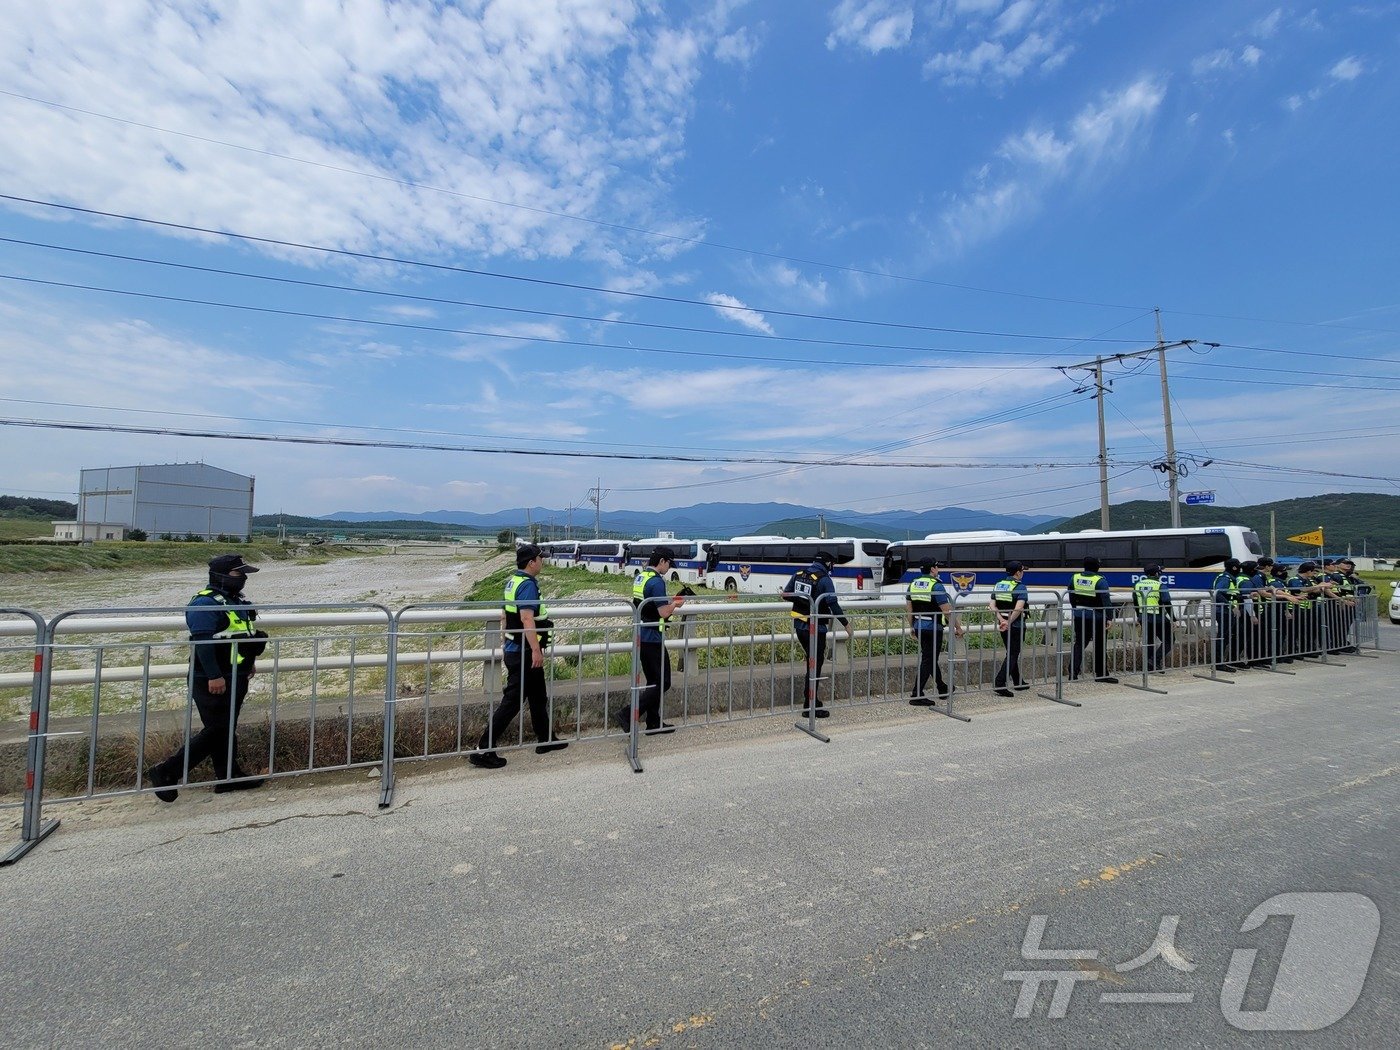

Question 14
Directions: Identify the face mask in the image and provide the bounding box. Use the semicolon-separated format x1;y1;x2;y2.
212;571;246;594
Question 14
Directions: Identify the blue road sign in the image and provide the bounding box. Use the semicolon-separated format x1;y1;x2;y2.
1184;491;1216;506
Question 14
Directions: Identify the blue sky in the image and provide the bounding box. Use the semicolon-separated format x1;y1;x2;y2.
2;0;1398;523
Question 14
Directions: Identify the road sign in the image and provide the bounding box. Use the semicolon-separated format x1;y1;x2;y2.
1288;529;1324;547
1184;491;1216;506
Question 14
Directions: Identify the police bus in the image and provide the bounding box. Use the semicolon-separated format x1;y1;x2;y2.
538;540;579;568
880;526;1264;602
575;540;630;574
623;538;715;585
703;536;890;595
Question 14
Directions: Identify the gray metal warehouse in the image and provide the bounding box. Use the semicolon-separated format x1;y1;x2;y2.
70;462;255;541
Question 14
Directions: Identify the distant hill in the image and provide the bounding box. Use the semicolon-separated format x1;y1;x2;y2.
320;501;1056;539
1035;492;1400;557
0;496;76;519
755;518;884;539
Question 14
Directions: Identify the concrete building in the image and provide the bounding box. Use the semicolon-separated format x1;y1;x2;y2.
55;463;255;541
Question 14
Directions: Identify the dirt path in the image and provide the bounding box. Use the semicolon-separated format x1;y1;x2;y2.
1;549;514;618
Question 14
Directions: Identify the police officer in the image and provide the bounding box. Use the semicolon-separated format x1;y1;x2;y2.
905;559;964;704
784;551;852;718
1248;557;1280;667
473;543;567;769
147;553;269;801
1335;558;1364;653
1237;560;1261;666
1132;563;1173;673
1270;562;1300;662
1069;556;1118;683
1211;557;1243;671
1286;561;1326;658
989;560;1029;697
619;546;687;734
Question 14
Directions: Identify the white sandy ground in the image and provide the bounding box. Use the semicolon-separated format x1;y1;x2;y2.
0;548;514;619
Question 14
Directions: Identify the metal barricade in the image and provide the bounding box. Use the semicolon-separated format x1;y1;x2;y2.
1;608;53;866
381;599;636;803
10;602;393;853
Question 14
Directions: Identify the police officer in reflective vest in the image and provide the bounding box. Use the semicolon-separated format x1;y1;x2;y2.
989;560;1029;697
147;553;270;802
1270;562;1300;661
619;546;687;734
473;543;567;769
1335;558;1362;653
906;559;964;704
784;551;852;718
1211;557;1243;671
1247;558;1280;667
1069;556;1118;684
1132;564;1173;672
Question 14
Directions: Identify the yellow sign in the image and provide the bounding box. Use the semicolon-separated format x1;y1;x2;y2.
1287;529;1324;547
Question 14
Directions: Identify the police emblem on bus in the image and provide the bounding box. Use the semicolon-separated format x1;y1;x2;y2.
951;573;977;596
739;564;752;580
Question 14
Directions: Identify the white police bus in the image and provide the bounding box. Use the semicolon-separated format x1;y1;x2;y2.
623;537;715;585
575;539;630;574
880;526;1264;602
703;536;890;595
538;540;579;568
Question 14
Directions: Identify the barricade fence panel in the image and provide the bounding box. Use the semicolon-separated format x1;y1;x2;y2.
5;604;393;815
4;590;1388;839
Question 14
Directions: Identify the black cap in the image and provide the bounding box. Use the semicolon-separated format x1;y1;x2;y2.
1144;563;1162;576
1340;558;1355;566
209;553;259;575
1083;556;1100;572
1004;560;1024;574
1299;561;1316;572
651;545;676;565
814;551;836;569
1224;558;1241;571
919;559;939;573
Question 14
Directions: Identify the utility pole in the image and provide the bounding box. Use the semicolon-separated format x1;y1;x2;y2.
1270;511;1277;559
1155;308;1182;528
1095;360;1110;530
1061;332;1197;532
587;479;608;539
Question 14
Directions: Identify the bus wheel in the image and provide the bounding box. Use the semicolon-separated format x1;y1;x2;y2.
724;577;738;593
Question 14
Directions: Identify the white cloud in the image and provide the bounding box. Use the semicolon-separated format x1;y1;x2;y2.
826;0;915;54
1191;44;1265;80
715;26;761;66
1253;8;1284;38
704;292;776;335
922;0;1096;88
936;76;1166;252
0;1;736;270
1329;56;1364;81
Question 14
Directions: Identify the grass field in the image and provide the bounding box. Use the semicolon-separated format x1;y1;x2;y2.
0;518;52;541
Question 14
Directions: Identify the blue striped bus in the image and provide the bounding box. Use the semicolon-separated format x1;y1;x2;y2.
880;526;1264;601
623;538;715;585
703;536;889;595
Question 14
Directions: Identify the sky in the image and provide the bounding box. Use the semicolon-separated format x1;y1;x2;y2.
2;0;1399;526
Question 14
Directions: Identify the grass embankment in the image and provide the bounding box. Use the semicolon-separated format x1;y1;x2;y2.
0;540;347;575
0;518;53;541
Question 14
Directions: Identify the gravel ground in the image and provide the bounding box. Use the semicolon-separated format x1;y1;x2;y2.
1;549;514;619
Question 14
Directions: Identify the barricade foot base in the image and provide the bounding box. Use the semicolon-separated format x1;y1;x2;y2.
0;818;59;867
794;721;831;743
1037;690;1081;707
1123;681;1169;695
931;704;973;723
1192;672;1235;685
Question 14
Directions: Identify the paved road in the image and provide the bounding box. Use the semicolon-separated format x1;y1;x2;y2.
2;650;1396;1048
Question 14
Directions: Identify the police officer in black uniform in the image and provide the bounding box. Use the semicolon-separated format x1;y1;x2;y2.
147;553;269;801
784;551;852;718
1069;556;1118;683
905;559;964;704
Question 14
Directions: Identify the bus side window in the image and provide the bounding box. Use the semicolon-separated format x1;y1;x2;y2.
1137;537;1187;565
1186;534;1232;567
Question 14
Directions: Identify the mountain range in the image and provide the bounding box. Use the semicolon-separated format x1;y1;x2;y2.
317;501;1059;540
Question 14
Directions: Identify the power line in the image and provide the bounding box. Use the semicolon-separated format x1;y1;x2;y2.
0;234;1127;360
0;272;1110;373
0;193;1165;343
0;417;1106;470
